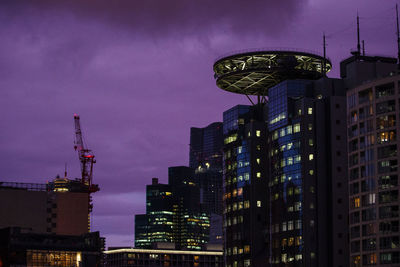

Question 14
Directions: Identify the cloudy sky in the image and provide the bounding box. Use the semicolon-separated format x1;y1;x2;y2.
1;0;398;247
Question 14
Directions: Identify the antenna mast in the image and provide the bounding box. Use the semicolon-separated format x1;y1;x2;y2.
357;13;361;55
323;32;327;76
396;4;400;70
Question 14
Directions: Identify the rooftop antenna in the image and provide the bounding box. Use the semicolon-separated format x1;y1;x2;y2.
396;4;400;70
362;40;365;56
323;32;327;76
357;12;361;55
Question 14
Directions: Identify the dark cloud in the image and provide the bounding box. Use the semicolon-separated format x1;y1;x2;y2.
2;0;305;38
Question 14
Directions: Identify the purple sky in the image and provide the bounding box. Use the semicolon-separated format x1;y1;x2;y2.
1;0;399;247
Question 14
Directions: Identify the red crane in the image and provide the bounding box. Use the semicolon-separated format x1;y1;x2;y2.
74;114;98;193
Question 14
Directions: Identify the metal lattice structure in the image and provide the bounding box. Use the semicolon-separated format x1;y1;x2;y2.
213;50;331;96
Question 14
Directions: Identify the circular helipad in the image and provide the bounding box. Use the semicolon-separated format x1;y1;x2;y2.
213;50;331;95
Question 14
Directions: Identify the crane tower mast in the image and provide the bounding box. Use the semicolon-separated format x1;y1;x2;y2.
74;114;97;193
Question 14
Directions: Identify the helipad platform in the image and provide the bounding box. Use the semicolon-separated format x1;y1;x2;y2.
213;50;331;95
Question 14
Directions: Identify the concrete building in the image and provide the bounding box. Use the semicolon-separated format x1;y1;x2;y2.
0;179;92;235
345;54;399;266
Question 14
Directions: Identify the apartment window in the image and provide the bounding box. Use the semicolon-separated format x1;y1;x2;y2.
308;107;313;114
309;139;314;146
308;123;313;131
309;154;314;161
293;123;301;133
256;200;262;207
256;172;261;178
256;130;261;137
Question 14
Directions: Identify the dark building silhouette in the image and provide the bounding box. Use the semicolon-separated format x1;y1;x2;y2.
135;167;209;250
190;122;224;244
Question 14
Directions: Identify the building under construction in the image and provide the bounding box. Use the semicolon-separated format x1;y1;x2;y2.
0;115;99;235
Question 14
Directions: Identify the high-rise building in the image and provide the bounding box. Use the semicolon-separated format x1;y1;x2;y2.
222;104;269;267
190;122;223;171
214;50;350;267
190;122;224;244
345;54;399;266
134;178;174;248
134;167;210;250
267;78;349;267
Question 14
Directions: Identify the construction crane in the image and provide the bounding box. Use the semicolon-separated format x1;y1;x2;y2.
73;114;99;194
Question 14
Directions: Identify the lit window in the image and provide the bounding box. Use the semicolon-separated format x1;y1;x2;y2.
282;222;287;231
238;146;242;154
244;245;250;253
354;197;360;208
287;157;293;165
309;154;314;160
308;107;313;114
256;172;261;178
293;123;301;133
295;236;302;246
309;139;314;146
256;158;260;164
298;109;302;115
257;200;261;207
237;187;243;196
368;193;375;204
308;123;313;131
256;130;261;137
309;170;314;175
288;221;294;230
281;159;286;167
244;200;250;208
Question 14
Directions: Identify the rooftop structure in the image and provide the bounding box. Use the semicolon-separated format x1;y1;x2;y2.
213;50;331;97
104;247;223;267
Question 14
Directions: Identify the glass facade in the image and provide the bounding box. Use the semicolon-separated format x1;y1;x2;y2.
135;169;210;251
268;80;309;265
223;105;268;267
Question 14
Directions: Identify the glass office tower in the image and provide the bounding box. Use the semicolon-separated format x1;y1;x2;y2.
190;122;224;244
267;78;349;267
222;104;269;267
135;168;210;250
